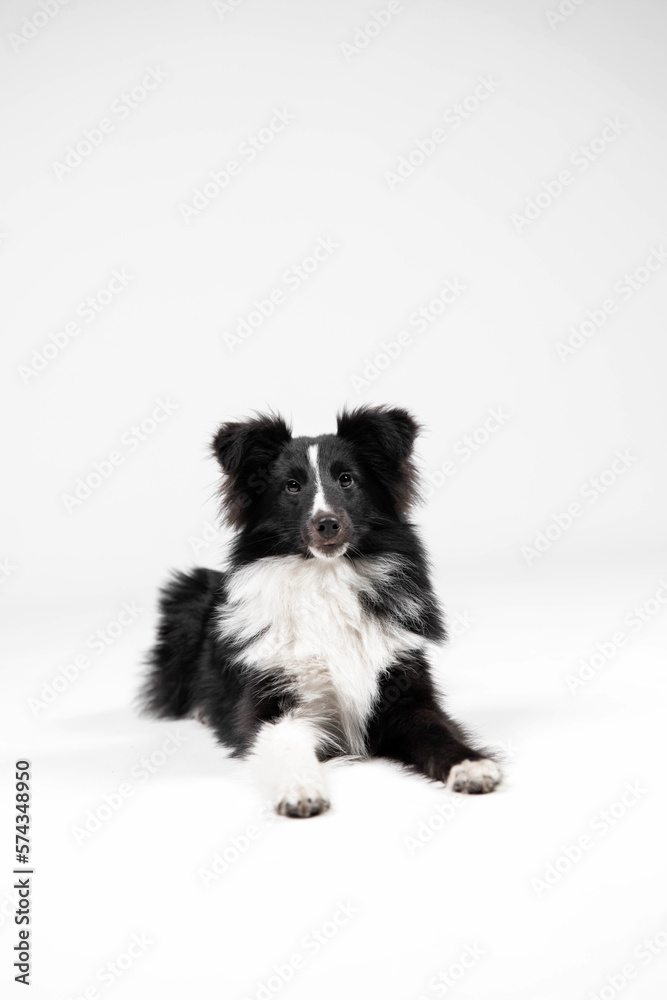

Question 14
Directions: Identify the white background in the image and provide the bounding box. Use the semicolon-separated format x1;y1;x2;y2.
2;0;667;998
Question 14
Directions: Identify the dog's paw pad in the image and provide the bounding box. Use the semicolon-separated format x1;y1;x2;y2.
447;758;502;794
276;795;330;818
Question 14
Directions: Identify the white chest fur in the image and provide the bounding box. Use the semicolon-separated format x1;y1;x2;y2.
217;555;425;754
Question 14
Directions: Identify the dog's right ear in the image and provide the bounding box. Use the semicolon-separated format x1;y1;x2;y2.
211;412;292;528
336;404;421;515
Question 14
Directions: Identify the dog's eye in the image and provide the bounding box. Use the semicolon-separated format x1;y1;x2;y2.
338;473;354;488
285;480;301;494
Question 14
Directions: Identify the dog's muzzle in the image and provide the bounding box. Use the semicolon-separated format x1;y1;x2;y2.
302;510;352;557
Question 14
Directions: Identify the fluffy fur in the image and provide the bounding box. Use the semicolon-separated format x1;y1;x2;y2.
141;405;501;817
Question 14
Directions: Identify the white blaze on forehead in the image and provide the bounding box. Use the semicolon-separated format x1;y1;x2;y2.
307;443;331;516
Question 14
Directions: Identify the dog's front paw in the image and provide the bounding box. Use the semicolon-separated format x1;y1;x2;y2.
447;758;502;794
274;773;331;818
276;792;330;818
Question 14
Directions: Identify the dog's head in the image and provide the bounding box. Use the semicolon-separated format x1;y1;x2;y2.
211;405;421;559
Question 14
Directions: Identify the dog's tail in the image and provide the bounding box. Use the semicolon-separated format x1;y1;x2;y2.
140;567;224;719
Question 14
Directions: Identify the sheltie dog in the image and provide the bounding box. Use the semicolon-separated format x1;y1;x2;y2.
142;405;501;817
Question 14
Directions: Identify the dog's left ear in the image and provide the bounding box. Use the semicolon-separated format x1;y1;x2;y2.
212;413;291;474
211;412;292;528
336;404;421;515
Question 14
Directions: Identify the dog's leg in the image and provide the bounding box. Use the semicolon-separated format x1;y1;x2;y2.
249;713;331;818
368;666;502;794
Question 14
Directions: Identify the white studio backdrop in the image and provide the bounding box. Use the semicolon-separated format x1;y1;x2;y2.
2;2;667;999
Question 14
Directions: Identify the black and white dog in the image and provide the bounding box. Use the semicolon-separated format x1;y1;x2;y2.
142;405;501;817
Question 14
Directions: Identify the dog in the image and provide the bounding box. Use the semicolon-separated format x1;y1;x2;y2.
141;405;502;817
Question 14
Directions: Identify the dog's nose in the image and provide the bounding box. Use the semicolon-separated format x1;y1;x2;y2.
315;515;340;539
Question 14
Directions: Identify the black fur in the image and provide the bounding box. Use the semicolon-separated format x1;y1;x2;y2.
141;405;499;810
